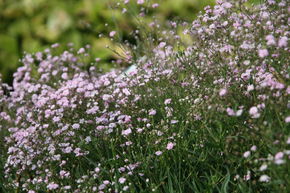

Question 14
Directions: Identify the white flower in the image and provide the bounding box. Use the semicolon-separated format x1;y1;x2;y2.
236;109;243;117
259;164;267;171
243;151;251;158
259;175;270;182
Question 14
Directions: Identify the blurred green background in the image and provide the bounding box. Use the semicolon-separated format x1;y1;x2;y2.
0;0;218;84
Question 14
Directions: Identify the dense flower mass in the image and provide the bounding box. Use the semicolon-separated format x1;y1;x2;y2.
0;0;289;192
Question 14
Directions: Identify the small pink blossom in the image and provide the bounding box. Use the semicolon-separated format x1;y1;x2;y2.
109;31;116;37
243;151;251;158
164;98;172;105
47;183;59;190
258;49;269;58
94;167;100;173
247;84;254;92
226;108;235;116
152;3;159;8
122;128;132;136
137;0;144;4
72;123;80;129
250;145;257;151
249;106;260;118
275;152;284;160
166;142;175;150
155;151;163;156
265;34;275;45
278;36;288;47
219;88;227;96
118;177;126;184
77;48;85;54
222;2;232;9
102;94;112;101
285;116;290;123
149;109;156;116
61;73;68;80
159;42;166;48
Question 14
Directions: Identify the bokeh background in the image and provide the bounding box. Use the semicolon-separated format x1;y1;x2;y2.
0;0;260;84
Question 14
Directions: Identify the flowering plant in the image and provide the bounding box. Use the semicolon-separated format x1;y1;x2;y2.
0;0;289;192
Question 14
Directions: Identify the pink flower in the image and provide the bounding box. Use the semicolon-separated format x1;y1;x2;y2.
164;98;172;105
99;184;106;190
149;109;156;116
250;145;257;151
118;177;126;184
247;84;254;92
226;108;235;116
219;88;227;96
278;36;287;47
122;88;131;96
222;2;232;8
285;116;290;123
61;73;68;80
72;123;80;129
166;142;175;150
109;31;116;37
258;49;269;58
243;151;251;158
77;48;85;54
94;167;100;173
159;42;166;48
249;106;260;118
152;3;159;8
137;0;144;4
122;128;132;136
47;183;59;190
102;94;112;101
155;151;163;156
265;34;275;46
275;152;284;160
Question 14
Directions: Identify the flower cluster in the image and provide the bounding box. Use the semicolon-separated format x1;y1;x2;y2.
0;0;289;192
